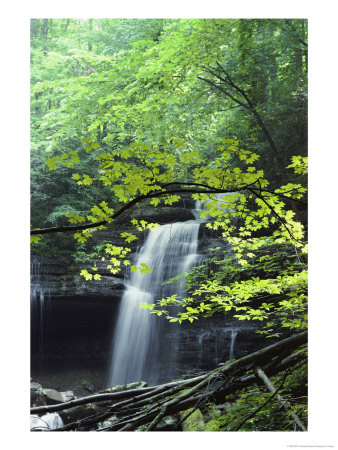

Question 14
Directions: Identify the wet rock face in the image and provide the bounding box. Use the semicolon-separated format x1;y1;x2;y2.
30;206;195;299
31;257;126;299
31;294;120;369
155;315;269;383
30;203;212;300
132;206;195;224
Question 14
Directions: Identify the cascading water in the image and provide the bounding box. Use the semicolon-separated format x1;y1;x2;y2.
196;328;240;368
229;329;239;361
108;220;202;386
31;258;50;353
108;194;240;386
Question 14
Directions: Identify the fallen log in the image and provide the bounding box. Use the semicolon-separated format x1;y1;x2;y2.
31;331;307;431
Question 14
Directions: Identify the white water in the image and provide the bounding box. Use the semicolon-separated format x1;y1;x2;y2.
192;192;236;221
196;328;240;367
108;220;201;386
108;194;240;386
31;258;50;352
229;329;239;361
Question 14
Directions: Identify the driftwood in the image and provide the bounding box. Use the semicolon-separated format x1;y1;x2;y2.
31;331;307;431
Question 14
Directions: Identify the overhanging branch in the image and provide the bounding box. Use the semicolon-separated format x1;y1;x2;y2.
31;181;307;237
30;183;247;236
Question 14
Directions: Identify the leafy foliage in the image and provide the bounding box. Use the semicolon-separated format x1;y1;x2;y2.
31;19;308;430
31;17;307;325
204;363;307;431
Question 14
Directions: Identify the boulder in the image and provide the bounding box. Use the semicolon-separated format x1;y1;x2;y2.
97;416;119;430
30;382;46;407
83;384;96;394
154;415;180;431
179;408;205;431
43;388;75;405
30;412;64;430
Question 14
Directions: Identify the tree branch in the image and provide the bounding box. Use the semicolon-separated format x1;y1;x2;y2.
250;187;307;206
255;367;307;431
31;180;306;244
30;182;260;236
232;369;289;431
285;20;308;47
197;76;248;108
200;64;281;165
248;188;303;244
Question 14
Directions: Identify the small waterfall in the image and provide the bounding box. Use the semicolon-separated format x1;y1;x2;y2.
192;192;235;221
196;328;240;368
108;220;202;386
229;329;239;361
31;258;50;353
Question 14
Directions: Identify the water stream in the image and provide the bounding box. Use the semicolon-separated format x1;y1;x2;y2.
229;329;239;361
108;195;240;386
108;220;201;385
31;258;50;353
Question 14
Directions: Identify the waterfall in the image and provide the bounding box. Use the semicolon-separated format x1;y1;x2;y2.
31;258;50;353
108;219;202;386
108;193;239;386
229;329;239;361
192;192;235;221
196;328;240;368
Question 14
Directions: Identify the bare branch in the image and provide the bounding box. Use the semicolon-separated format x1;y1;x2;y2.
232;370;289;431
255;367;307;431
